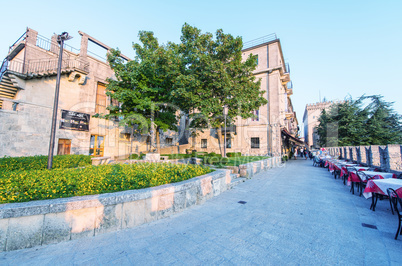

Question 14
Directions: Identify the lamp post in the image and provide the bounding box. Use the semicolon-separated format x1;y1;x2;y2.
223;105;228;158
47;32;72;169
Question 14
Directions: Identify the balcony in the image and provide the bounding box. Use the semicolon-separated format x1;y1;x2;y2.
6;58;89;79
286;81;293;95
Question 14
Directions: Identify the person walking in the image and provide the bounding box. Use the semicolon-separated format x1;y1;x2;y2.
294;148;298;160
300;148;304;158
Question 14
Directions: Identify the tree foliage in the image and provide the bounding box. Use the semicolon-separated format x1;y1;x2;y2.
316;95;402;147
172;23;267;129
105;31;181;136
104;24;268;153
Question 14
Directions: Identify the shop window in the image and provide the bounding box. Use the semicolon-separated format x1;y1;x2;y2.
251;137;260;149
201;139;207;148
95;83;107;114
57;139;71;155
90;135;104;156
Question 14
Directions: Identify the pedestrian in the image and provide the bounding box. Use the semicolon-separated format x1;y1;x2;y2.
300;148;304;158
294;148;298;159
304;149;308;160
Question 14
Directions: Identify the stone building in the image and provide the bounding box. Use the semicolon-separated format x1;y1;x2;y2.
0;28;183;158
303;101;334;149
193;35;301;156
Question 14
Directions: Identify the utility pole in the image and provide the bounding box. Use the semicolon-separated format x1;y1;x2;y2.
47;32;72;169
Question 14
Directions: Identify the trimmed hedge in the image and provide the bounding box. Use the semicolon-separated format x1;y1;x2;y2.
0;155;91;172
0;163;212;204
161;154;192;159
129;154;139;160
227;152;241;157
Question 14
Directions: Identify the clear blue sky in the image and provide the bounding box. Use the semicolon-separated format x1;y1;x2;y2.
1;0;401;134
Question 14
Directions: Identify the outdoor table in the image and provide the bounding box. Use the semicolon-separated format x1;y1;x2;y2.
347;170;396;186
363;178;402;211
361;171;396;180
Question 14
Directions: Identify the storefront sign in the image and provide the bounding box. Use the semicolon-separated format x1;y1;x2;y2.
60;110;90;131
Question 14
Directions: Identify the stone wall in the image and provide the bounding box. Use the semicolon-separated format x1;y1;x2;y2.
0;157;281;252
327;144;402;172
0;169;231;252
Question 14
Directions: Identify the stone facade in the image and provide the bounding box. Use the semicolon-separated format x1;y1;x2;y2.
193;37;299;156
302;101;336;149
0;28;182;158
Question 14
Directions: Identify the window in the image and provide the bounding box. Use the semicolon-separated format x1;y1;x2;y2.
255;55;259;65
251;137;260;149
226;136;232;149
165;137;173;145
119;133;130;142
252;110;259;121
90;135;104;156
201;139;207;148
57;139;71;155
95;83;107;114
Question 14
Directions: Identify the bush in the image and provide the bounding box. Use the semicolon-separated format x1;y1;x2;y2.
0;155;91;172
129;154;139;160
227;152;241;157
161;154;192;159
194;152;208;157
203;154;227;165
0;163;213;204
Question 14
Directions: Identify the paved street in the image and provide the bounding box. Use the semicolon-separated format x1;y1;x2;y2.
1;159;402;265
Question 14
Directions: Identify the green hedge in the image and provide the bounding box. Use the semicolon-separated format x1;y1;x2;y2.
227;152;241;157
0;155;92;172
161;154;192;159
129;154;139;159
0;163;212;204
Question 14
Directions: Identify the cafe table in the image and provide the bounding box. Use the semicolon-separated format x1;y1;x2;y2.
363;178;402;211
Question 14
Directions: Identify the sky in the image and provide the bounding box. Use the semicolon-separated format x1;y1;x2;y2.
1;0;401;136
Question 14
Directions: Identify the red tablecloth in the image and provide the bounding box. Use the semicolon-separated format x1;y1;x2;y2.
363;179;402;199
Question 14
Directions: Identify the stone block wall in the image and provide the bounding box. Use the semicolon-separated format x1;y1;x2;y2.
327;144;401;172
388;144;402;171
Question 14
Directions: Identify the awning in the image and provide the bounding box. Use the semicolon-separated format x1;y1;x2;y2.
281;128;304;145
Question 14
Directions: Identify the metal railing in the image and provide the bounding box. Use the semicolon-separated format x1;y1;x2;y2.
242;33;277;50
8;31;27;54
285;62;290;73
36;34;80;54
6;58;89;75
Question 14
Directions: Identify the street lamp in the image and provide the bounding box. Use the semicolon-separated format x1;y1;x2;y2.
47;32;72;169
223;105;228;158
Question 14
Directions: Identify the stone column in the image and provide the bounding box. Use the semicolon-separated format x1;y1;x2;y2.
365;146;372;167
379;146;390;172
26;28;38;46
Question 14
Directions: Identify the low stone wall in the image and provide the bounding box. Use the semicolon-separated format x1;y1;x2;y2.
0;169;231;252
239;157;282;178
327;144;402;172
0;157;282;252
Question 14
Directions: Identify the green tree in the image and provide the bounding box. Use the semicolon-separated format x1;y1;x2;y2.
316;95;402;147
172;24;267;153
105;31;181;151
105;24;268;155
364;95;402;144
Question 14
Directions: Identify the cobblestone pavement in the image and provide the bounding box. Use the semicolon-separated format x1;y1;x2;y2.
1;159;402;265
